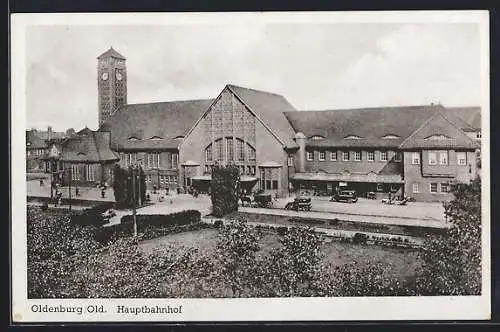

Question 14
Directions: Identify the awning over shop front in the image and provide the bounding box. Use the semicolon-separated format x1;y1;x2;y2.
292;172;403;184
191;175;211;181
240;176;258;182
191;175;258;182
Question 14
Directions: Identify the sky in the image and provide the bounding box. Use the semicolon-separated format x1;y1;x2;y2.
25;22;482;132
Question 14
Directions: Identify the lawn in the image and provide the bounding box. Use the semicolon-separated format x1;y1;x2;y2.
226;211;445;238
139;228;420;282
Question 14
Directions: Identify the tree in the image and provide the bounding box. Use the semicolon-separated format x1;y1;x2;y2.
210;164;240;217
416;178;482;295
112;164;146;209
214;219;261;297
258;227;334;297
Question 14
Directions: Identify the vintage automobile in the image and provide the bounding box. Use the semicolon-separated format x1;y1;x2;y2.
285;196;312;211
330;190;358;203
254;193;274;208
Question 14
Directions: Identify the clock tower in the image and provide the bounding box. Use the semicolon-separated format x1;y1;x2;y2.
97;47;127;127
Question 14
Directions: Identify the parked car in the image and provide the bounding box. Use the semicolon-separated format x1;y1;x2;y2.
330;190;358;203
285;196;312;211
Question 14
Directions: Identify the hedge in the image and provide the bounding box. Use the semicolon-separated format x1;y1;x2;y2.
95;210;202;244
71;201;115;227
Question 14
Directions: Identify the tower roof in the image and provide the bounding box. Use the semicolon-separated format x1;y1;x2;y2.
97;47;126;60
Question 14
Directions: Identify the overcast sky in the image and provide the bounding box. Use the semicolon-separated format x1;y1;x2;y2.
25;22;482;132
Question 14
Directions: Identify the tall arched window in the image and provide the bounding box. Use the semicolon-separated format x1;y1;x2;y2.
205;138;255;163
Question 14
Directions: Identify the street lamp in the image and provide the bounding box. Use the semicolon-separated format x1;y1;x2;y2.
131;159;143;238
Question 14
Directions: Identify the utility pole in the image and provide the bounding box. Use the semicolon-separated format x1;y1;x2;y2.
132;166;137;237
68;167;72;213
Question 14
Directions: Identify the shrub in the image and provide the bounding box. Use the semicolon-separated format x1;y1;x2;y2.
210;165;240;217
71;201;114;227
352;232;369;244
96;210;201;244
214;220;223;228
277;226;288;235
113;164;146;209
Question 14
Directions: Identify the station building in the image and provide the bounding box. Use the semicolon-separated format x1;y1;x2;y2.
43;47;481;202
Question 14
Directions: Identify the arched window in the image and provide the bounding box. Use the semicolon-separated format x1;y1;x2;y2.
205;137;255;163
344;135;362;139
310;135;325;140
382;134;400;139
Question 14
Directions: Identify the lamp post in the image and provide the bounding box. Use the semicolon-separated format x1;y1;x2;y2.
131;159;142;238
68;167;72;213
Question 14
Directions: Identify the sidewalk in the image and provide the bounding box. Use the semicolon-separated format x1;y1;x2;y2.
27;179;115;202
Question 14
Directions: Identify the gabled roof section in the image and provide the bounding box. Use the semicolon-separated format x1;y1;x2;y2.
60;131;119;162
97;47;126;60
101;99;213;150
445;107;481;130
26;130;47;149
226;85;298;148
285;105;439;148
399;108;479;150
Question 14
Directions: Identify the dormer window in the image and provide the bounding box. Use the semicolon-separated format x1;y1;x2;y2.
425;134;451;140
344;135;362;139
77;152;86;156
150;136;162;140
310;135;325;140
382;134;400;139
128;136;139;141
174;135;184;139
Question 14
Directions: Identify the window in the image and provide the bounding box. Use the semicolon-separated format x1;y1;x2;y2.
412;152;420;165
456;152;467;165
367;151;375;161
248;145;256;161
376;183;383;192
319;151;326;161
205;144;213;162
310;135;325;140
215;139;223;161
146;174;151;182
205;165;210;174
226;138;234;161
86;164;95;181
344;135;362;139
476;132;481;139
146;153;152;168
272;180;279;190
287;156;294;166
382;134;400;139
172;153;178;169
306;151;314;161
330;151;337;161
380;151;388;161
343;151;350;161
27;150;31;157
440;183;449;193
428;152;437;165
439;151;448;165
354;151;361;161
430;183;438;193
71;164;79;181
412;183;420;193
160;175;165;184
394;151;402;162
237;140;244;161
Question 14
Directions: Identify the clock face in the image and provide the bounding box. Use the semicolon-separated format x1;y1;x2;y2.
116;72;123;81
101;72;108;81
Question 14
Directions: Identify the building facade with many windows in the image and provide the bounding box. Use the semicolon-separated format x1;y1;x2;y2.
60;48;481;201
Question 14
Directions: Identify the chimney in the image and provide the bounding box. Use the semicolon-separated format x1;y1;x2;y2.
48;126;52;140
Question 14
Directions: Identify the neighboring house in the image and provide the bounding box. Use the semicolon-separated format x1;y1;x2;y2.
41;129;119;187
63;47;482;201
26;130;48;172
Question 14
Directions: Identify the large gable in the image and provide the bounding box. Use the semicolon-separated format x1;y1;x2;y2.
399;110;479;150
26;130;47;149
101;99;213;150
445;107;481;130
227;85;298;148
59;131;119;162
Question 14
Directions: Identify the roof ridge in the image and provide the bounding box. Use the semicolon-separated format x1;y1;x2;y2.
123;98;214;107
226;84;285;98
287;105;431;113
